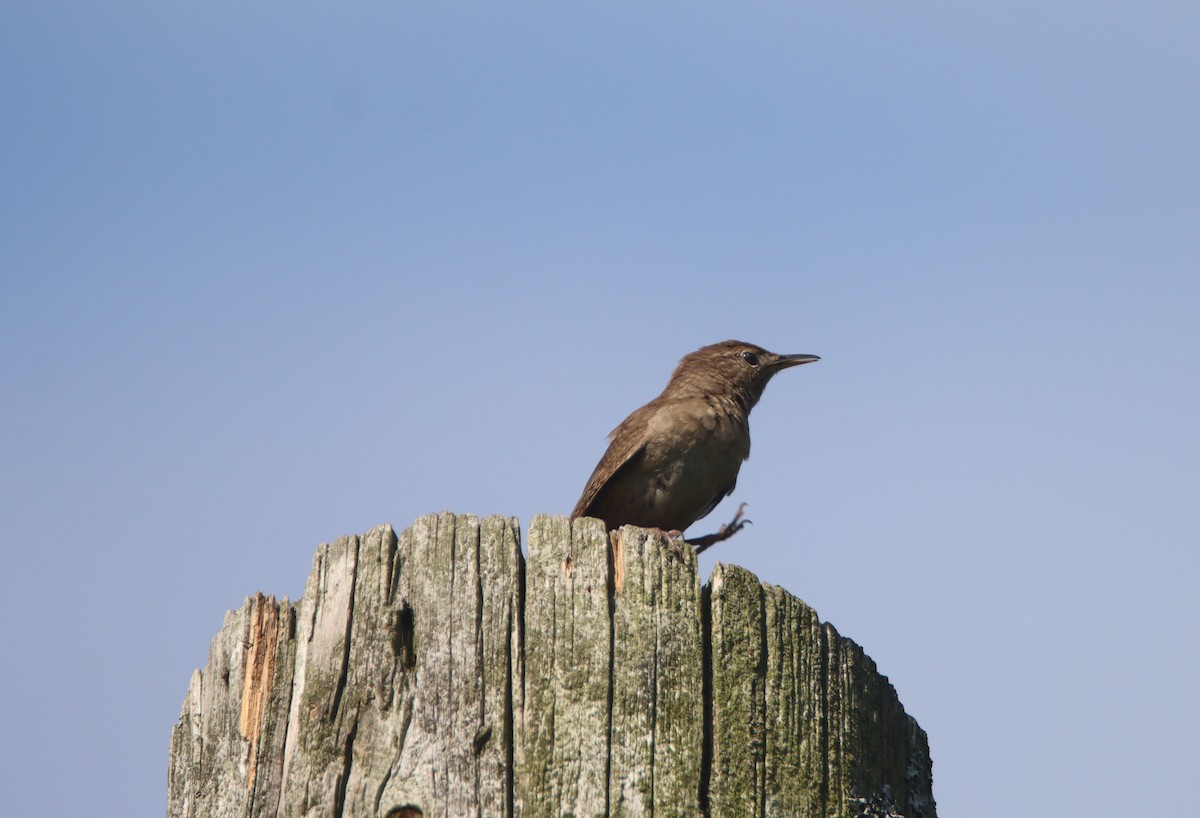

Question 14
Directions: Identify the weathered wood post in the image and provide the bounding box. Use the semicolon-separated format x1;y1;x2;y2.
167;513;935;818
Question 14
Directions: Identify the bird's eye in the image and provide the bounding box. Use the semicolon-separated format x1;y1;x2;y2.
741;351;760;367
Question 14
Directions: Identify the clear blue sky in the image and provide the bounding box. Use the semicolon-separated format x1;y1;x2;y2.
3;3;1197;816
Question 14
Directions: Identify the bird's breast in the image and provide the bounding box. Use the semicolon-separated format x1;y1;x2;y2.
634;399;749;529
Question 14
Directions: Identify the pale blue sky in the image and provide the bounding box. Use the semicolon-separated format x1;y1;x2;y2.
3;3;1198;816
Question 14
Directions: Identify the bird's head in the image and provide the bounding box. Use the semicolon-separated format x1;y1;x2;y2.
667;340;820;410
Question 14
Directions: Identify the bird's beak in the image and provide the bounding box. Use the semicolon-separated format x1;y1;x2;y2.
771;353;821;371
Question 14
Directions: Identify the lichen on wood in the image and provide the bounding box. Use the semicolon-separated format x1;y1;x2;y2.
168;514;935;818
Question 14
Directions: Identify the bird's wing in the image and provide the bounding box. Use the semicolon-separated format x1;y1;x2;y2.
570;403;654;520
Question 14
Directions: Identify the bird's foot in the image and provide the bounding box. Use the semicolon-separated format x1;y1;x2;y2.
651;528;690;560
686;503;752;554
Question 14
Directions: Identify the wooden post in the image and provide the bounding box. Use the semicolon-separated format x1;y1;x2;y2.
167;514;935;818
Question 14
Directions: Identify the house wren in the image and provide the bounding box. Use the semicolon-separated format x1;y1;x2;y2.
571;340;819;552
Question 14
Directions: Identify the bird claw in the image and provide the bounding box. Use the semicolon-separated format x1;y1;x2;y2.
686;502;752;554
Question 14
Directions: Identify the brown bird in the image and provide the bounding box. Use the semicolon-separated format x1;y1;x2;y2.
571;340;819;552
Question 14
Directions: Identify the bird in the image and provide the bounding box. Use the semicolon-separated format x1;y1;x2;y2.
570;340;819;552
